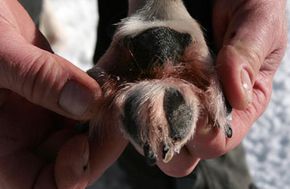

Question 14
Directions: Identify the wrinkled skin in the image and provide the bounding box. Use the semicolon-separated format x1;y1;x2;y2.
158;0;287;176
0;1;127;188
0;0;287;188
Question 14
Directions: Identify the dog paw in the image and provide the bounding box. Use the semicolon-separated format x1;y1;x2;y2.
88;0;232;165
117;80;199;164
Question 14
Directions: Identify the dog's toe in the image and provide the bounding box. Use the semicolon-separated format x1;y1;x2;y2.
224;112;233;138
224;124;233;138
118;80;199;164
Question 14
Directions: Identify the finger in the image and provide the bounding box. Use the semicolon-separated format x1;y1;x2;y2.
0;151;45;188
37;129;78;161
55;126;127;188
0;27;101;120
213;0;284;109
33;165;57;189
1;0;52;51
87;123;128;185
55;135;90;189
224;70;273;150
186;71;273;159
157;148;200;177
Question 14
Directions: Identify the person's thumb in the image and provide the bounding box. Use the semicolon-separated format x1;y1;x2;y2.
0;31;101;120
213;1;282;110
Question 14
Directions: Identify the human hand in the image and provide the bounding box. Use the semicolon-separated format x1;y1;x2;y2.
158;0;287;177
0;1;127;188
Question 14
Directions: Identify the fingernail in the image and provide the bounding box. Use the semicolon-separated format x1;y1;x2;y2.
241;69;253;104
59;80;93;117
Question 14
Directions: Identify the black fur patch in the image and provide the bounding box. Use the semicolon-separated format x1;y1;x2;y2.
122;91;143;145
125;27;192;70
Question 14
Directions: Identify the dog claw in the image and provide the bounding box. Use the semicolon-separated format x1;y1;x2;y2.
162;143;170;159
225;110;233;138
162;143;174;163
143;143;157;166
225;124;233;138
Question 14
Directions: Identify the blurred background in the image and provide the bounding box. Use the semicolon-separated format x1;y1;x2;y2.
21;0;290;188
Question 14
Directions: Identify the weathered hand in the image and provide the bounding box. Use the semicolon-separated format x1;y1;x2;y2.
158;0;287;177
0;1;127;188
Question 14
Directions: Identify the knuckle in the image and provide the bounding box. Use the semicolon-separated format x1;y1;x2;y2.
231;43;262;74
245;47;263;73
19;52;64;104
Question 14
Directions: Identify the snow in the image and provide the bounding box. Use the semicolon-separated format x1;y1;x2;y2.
44;0;290;188
243;2;290;188
47;0;98;71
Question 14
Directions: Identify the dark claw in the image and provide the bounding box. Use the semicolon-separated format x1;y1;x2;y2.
224;97;233;138
225;97;233;115
162;143;170;160
225;124;233;138
143;143;157;166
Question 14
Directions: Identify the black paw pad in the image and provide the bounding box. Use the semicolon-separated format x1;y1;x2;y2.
163;88;193;141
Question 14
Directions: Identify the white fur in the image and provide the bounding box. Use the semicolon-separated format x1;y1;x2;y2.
115;0;209;58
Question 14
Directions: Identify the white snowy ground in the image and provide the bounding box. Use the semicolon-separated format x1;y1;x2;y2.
243;1;290;188
45;0;98;71
45;0;290;188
